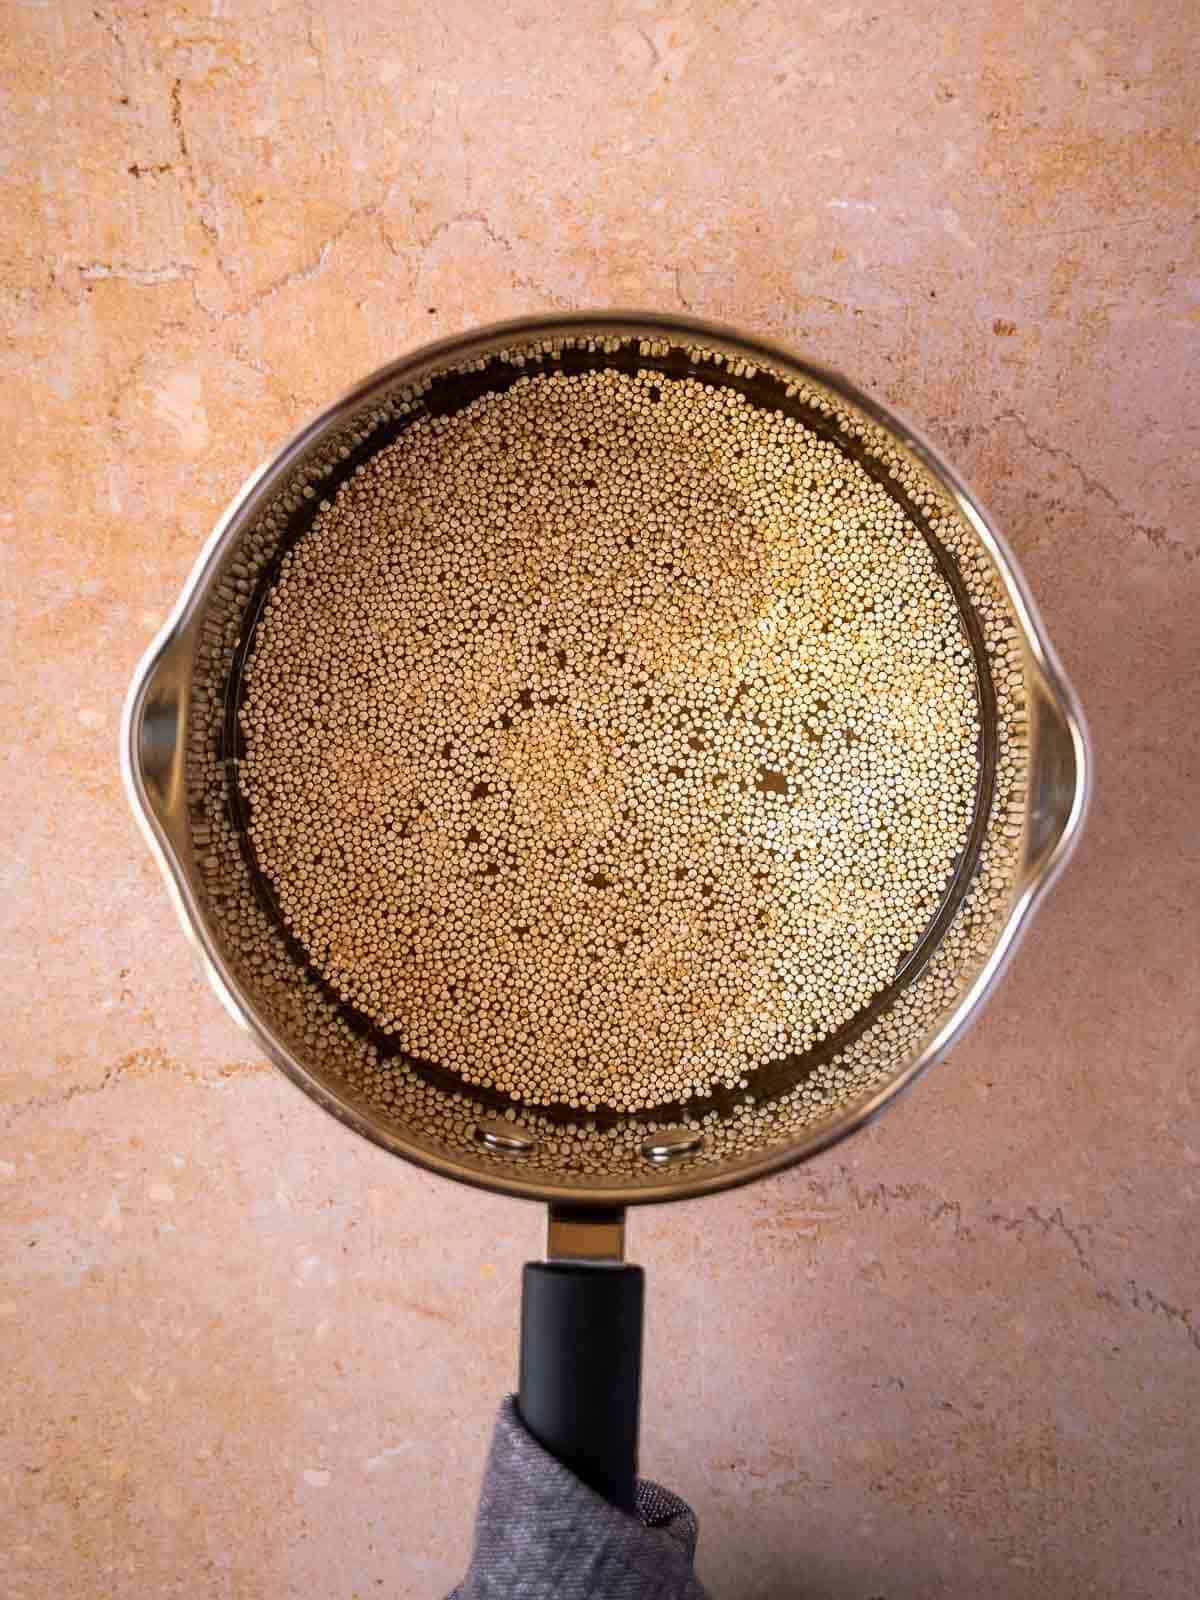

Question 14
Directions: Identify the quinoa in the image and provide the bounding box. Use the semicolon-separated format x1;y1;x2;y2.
235;366;981;1114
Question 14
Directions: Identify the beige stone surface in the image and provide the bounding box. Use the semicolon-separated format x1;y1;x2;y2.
1;1;1197;1595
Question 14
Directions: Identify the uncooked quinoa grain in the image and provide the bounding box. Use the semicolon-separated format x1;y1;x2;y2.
235;366;981;1113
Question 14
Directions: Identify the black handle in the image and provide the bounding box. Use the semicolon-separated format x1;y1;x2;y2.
517;1260;644;1514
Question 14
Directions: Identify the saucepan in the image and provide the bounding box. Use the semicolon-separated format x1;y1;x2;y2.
122;313;1090;1511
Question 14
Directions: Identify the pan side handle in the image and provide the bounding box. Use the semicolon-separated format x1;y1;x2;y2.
122;624;195;865
1025;661;1091;888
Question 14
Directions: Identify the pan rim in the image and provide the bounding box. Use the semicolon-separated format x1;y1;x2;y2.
122;310;1092;1206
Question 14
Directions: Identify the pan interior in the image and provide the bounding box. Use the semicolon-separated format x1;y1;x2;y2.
184;326;1028;1191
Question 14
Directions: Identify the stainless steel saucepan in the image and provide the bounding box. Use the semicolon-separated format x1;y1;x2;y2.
123;313;1090;1512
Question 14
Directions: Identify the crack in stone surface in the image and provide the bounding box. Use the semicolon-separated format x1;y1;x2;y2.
67;176;560;327
79;262;195;285
168;75;237;296
408;209;566;307
636;23;663;74
1127;1279;1200;1352
413;207;517;255
1;1050;270;1129
997;408;1194;563
2;1055;138;1126
982;1202;1099;1278
785;1166;1200;1356
169;78;189;161
203;192;485;321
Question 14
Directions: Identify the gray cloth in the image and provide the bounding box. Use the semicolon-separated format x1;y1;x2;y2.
450;1397;710;1599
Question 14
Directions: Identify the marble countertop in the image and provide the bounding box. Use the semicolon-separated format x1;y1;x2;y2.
2;3;1196;1596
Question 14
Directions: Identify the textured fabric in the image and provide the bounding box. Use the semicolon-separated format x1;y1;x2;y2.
449;1397;710;1599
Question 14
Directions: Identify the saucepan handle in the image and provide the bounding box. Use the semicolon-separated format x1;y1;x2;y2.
122;623;196;865
518;1259;644;1514
1025;662;1091;884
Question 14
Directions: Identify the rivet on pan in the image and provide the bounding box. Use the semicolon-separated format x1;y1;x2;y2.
473;1118;538;1157
640;1128;705;1163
